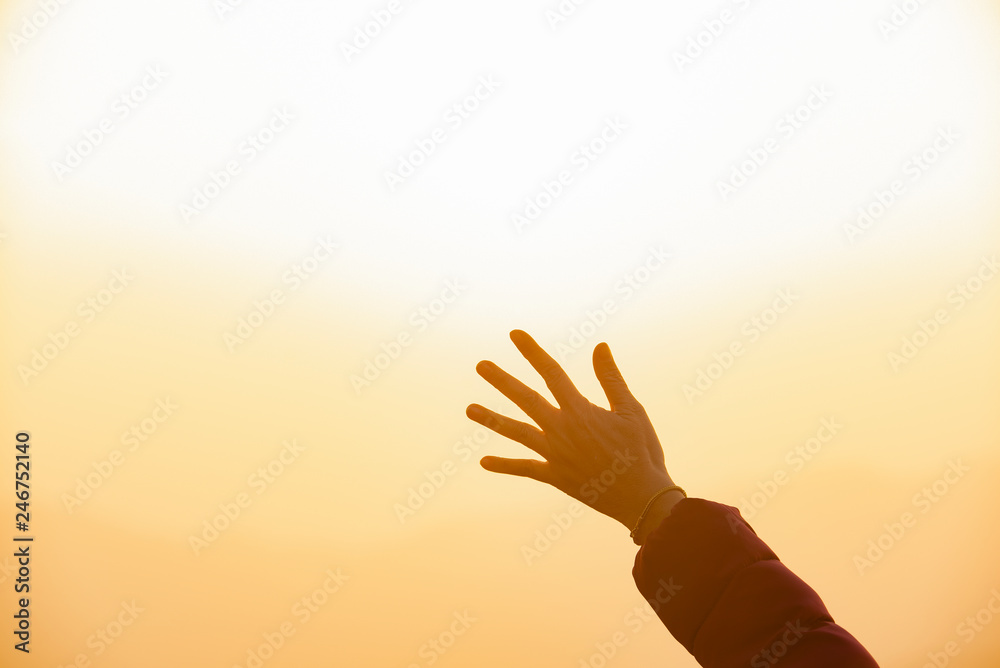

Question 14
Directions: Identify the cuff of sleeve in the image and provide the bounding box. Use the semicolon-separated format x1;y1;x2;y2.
631;498;778;651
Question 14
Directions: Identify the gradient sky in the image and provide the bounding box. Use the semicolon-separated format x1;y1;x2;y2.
1;0;999;666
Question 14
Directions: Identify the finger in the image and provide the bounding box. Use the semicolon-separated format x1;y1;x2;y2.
466;404;548;456
593;342;639;413
509;329;584;410
476;359;558;427
480;455;550;484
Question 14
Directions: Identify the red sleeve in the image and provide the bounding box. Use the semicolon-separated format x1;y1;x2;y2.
632;498;880;668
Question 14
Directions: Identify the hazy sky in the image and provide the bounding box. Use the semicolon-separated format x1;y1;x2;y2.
2;0;999;666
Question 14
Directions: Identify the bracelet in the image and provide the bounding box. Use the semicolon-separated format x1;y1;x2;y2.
630;485;686;545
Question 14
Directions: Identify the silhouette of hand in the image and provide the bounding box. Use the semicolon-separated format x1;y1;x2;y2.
467;330;678;532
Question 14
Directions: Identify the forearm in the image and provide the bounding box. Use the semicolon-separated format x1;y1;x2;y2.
632;499;879;667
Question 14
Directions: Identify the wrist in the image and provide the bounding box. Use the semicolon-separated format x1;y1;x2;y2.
630;487;686;545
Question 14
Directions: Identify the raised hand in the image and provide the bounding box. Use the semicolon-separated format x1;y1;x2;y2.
466;329;682;536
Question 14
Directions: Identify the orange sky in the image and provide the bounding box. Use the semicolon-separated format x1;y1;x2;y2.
2;0;999;666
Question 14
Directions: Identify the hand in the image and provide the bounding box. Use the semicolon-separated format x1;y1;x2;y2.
466;330;679;533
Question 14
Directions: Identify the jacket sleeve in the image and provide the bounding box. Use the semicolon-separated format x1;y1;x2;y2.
632;498;879;668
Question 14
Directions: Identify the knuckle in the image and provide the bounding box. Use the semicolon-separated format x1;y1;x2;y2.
521;391;542;413
485;412;504;431
510;421;529;442
538;359;564;380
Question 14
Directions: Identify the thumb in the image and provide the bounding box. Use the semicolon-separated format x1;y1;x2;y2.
593;342;638;413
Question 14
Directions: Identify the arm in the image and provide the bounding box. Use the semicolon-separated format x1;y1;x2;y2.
467;330;879;668
634;498;879;667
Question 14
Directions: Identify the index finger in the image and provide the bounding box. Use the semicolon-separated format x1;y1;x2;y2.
509;329;584;410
